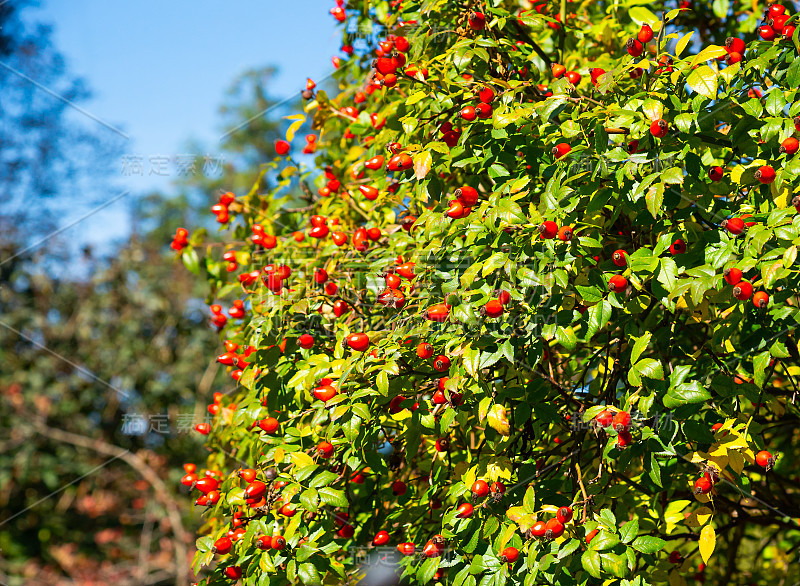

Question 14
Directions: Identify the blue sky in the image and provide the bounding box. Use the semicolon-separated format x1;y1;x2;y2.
27;0;340;249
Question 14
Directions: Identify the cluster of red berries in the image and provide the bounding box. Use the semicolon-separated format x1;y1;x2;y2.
693;467;719;495
459;85;495;122
758;4;795;41
625;23;653;57
551;63;581;86
723;266;769;308
446;185;481;219
211;191;235;224
170;227;189;251
527;506;573;540
594;409;634;447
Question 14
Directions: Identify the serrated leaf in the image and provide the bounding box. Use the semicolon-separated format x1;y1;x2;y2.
687;65;718;100
581;550;602;578
619;518;639;543
632;536;666;554
318;487;348;507
414;150;432;180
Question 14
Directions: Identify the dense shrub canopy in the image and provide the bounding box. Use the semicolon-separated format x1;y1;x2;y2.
182;1;800;584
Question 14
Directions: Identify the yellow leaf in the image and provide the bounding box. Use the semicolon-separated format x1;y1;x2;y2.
695;507;713;525
687;65;718;100
285;115;306;142
691;45;728;67
487;457;513;481
630;6;660;26
273;447;285;464
291;451;315;468
487;404;511;436
675;32;694;57
728;449;745;474
498;523;517;550
699;524;716;563
413;150;432;180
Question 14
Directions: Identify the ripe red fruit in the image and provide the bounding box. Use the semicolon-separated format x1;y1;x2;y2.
468;11;486;30
760;25;777;41
590;67;606;86
650;119;669;138
313;384;337;402
626;38;644;57
669;238;686;255
476;102;493;119
426;303;450;322
617;430;633;447
422;539;443;557
781;137;799;154
638;24;654;43
484;299;504;318
472;479;490;498
433;355;451;371
613;411;631;431
552;143;571;159
317;441;335;459
455;502;474;518
213;536;233;555
545;518;565;539
365;155;385;170
255;536;271;550
531;520;547;538
669;550;683;564
346;333;370;351
565;70;581;85
722;217;745;235
392;480;407;495
490;481;506;495
756;450;775;469
586;529;598;544
478;86;495;103
244;480;267;500
373;530;390;546
416;342;434;359
694;476;712;494
195;477;218;494
556;506;573;524
726;37;745;54
275;140;290;155
755;165;776;184
595;409;613;427
539;221;559;239
753;291;769;308
608;275;628;292
224;566;242;580
708;166;723;181
238;468;257;483
271;535;286;550
558;226;573;241
181;472;197;487
612;249;627;267
455;185;479;206
733;281;753;301
724;268;742;285
397;542;416;556
500;546;519;563
460;106;477;121
258;417;279;434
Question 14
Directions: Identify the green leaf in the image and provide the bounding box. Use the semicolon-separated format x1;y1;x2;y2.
590;531;620;552
298;562;322;585
581;550;602;578
599;509;617;530
635;358;664;380
418;556;441;584
586;300;612;339
645;182;664;219
663;382;712;409
318;487;348;507
619;518;639;544
687;65;718;100
631;536;666;554
630;332;651;364
181;249;200;275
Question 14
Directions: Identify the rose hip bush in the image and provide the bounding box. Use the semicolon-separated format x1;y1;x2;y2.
177;1;800;584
